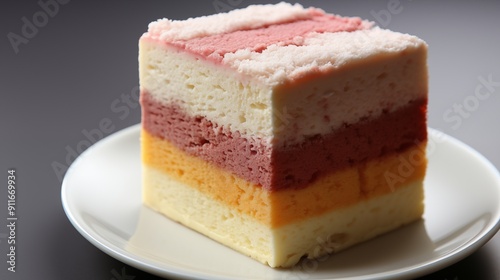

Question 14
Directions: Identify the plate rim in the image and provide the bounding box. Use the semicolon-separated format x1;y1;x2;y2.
61;124;500;280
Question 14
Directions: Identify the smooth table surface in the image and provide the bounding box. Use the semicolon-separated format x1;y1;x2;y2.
2;1;500;279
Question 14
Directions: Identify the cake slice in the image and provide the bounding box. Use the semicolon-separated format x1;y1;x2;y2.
139;2;428;268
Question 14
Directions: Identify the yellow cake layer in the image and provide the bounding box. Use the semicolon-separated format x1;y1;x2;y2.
142;165;424;267
141;129;427;227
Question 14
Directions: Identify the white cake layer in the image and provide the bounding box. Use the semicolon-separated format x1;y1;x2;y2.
139;33;427;145
143;166;424;268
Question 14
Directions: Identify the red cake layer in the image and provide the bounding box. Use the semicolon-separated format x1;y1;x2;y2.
141;91;427;191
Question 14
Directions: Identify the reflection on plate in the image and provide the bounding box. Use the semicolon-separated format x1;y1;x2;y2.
62;125;500;279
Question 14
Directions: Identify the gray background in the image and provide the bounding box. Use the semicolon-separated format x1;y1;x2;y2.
2;0;500;279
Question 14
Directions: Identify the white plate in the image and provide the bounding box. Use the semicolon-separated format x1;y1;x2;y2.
61;125;500;280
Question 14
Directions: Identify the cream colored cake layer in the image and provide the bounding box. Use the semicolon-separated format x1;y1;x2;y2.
139;34;427;145
143;166;424;268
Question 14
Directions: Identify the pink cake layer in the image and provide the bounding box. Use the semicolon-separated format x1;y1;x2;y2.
141;91;427;191
143;8;369;62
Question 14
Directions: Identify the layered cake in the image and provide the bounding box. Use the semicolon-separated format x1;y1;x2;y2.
139;2;428;267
